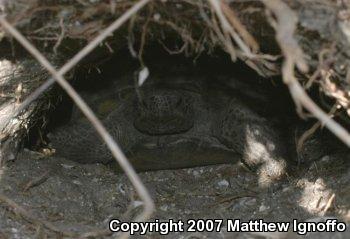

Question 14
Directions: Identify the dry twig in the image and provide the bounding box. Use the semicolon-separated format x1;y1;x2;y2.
262;0;350;148
208;0;252;57
0;193;115;238
0;1;154;238
208;0;279;77
321;193;336;216
199;3;237;61
53;17;65;55
22;170;51;192
0;193;76;237
16;0;152;115
296;104;338;157
220;1;259;53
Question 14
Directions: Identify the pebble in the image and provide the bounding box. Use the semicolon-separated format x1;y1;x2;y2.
259;204;269;212
72;180;82;185
61;164;75;169
118;184;126;195
320;155;331;163
160;205;168;211
192;170;200;177
244;198;257;206
314;178;326;190
217;179;229;188
282;185;292;192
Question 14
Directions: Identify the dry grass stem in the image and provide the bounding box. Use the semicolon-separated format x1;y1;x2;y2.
296;105;338;156
262;0;350;148
22;170;51;192
0;1;155;238
0;193;115;238
0;193;76;237
220;1;259;53
16;0;152;114
321;193;336;216
208;0;252;58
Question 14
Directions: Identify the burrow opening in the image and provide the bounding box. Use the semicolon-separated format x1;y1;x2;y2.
25;45;344;171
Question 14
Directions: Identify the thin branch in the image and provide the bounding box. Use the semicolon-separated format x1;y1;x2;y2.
0;3;154;239
262;0;350;148
220;1;259;53
53;17;65;55
321;193;336;216
0;193;114;238
16;0;152;114
0;193;76;237
208;0;252;57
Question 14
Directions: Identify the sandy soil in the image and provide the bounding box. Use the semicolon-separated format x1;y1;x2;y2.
0;149;349;238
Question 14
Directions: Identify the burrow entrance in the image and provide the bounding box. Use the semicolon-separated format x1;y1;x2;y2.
23;45;346;173
2;44;350;239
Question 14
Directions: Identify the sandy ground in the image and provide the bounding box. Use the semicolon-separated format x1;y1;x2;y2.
0;149;349;239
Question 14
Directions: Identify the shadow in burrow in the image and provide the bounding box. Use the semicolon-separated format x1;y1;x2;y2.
21;46;350;225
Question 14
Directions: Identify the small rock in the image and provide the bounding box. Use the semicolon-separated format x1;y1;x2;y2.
192;171;199;177
118;184;126;195
282;185;292;192
259;204;269;212
61;164;75;169
320;155;331;163
72;180;82;185
160;205;168;211
314;178;326;190
217;179;229;188
244;198;257;206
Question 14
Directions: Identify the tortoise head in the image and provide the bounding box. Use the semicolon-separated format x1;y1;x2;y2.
133;88;194;135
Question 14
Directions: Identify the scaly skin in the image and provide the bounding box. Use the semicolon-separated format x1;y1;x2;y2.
49;77;288;184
